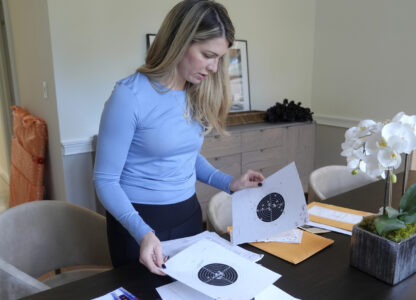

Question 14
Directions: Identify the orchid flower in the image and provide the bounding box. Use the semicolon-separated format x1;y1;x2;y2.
341;113;416;181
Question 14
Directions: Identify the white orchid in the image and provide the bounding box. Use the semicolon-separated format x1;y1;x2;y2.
341;112;416;180
392;112;416;129
377;148;402;169
364;154;386;178
382;121;416;154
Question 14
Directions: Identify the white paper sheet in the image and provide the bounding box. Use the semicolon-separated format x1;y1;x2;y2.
299;225;330;234
156;281;214;300
308;206;363;224
161;231;263;262
92;287;137;300
306;221;352;236
232;162;309;245
156;281;300;300
256;284;301;300
156;281;213;300
260;228;303;243
161;239;281;300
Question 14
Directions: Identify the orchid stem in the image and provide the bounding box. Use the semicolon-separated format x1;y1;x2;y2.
402;154;410;195
383;169;391;215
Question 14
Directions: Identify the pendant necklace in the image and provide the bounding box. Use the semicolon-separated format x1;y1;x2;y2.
173;92;191;121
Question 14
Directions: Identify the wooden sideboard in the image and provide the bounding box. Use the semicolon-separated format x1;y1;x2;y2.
196;121;316;220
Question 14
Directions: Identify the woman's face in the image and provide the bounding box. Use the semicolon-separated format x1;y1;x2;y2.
175;37;229;88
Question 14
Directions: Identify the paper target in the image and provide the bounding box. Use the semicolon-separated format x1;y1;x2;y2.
198;263;238;286
256;192;285;222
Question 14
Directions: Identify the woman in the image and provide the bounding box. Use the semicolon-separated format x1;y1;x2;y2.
94;0;264;276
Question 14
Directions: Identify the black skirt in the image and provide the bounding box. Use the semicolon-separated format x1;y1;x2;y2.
106;193;202;267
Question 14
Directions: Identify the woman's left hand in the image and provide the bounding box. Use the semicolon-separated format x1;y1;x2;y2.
229;169;264;193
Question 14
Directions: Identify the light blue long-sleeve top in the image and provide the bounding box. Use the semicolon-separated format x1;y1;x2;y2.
93;72;233;245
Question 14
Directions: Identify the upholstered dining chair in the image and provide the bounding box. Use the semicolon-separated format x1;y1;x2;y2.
0;200;112;300
206;191;232;235
308;165;378;202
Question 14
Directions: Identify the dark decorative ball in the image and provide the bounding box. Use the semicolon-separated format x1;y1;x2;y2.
265;99;313;123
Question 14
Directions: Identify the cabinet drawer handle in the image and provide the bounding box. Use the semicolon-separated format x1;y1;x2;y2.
214;157;219;161
260;149;264;152
214;135;220;139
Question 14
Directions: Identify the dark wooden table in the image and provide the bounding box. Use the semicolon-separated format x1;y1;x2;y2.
22;172;416;300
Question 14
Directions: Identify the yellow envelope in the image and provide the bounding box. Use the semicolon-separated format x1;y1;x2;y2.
307;202;371;231
250;231;333;264
227;226;334;264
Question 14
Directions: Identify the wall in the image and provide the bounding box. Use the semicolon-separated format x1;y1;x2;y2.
0;0;12;183
47;0;316;143
7;0;66;200
314;124;346;168
45;0;316;209
62;151;103;212
8;0;416;209
6;0;316;209
312;0;416;168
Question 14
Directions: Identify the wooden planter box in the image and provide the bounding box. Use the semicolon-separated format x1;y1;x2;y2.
350;224;416;285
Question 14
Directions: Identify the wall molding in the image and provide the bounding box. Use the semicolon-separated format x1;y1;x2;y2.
0;168;9;184
2;0;20;106
60;115;359;156
314;114;360;128
61;136;96;156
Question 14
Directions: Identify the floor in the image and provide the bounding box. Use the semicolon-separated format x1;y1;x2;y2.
0;177;9;213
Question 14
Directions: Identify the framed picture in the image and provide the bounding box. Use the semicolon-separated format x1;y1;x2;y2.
146;33;156;49
146;34;251;112
228;40;250;112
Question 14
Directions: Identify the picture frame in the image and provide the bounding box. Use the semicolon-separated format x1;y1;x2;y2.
146;34;251;112
146;33;156;49
228;40;251;112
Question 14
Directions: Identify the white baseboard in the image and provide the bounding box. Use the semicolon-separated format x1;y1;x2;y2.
314;114;360;128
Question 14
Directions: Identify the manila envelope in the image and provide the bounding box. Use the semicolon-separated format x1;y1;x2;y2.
307;202;371;232
250;231;334;264
227;226;334;264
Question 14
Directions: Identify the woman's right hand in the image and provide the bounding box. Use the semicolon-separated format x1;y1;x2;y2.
139;231;166;275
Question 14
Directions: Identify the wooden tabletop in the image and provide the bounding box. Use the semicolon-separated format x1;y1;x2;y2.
22;171;416;300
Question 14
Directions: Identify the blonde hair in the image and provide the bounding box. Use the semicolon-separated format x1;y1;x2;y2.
137;0;235;135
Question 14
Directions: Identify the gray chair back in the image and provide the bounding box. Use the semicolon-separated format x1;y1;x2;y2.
308;165;378;202
0;200;111;278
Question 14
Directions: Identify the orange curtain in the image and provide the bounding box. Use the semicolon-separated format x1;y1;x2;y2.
9;106;48;207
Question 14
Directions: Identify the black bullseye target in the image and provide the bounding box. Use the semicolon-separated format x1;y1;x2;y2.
198;263;238;286
256;192;285;222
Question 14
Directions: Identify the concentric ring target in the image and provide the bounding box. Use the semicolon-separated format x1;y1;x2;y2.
198;263;238;286
256;192;285;222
